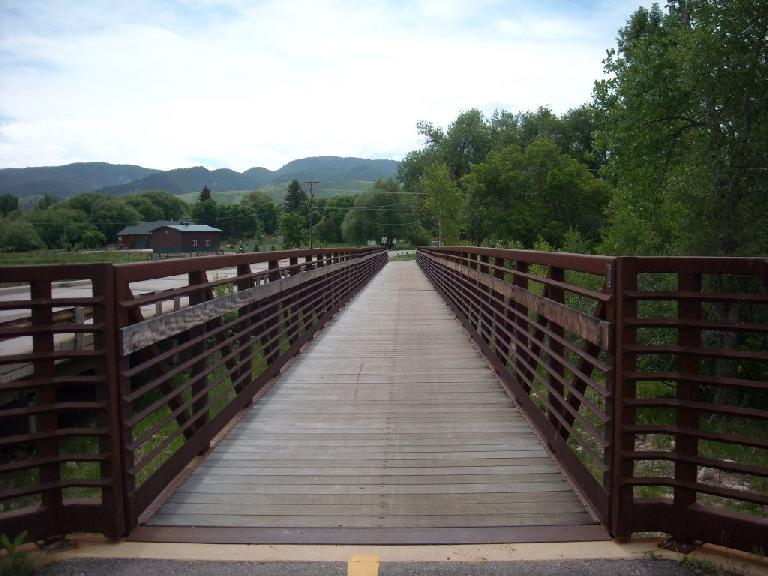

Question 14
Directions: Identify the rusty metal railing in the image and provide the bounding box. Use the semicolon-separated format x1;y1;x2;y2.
613;256;767;551
0;248;386;540
418;247;768;554
114;248;386;530
0;264;124;540
418;247;616;523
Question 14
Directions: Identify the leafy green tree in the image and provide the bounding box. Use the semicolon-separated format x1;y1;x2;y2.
279;212;307;249
88;197;142;242
126;190;186;220
314;195;356;244
125;195;163;221
78;229;107;249
217;203;263;239
26;207;90;249
242;191;281;235
462;140;610;248
191;199;218;227
595;1;768;256
420;162;465;245
200;185;212;202
36;193;59;210
0;194;18;216
0;219;45;251
64;192;142;241
341;180;428;246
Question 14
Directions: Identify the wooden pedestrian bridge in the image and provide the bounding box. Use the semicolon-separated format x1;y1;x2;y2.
1;248;766;553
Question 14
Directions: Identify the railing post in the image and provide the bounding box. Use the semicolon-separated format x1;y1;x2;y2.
93;264;126;538
236;263;255;394
30;279;63;537
513;259;532;394
261;259;281;365
673;271;702;543
479;255;491;344
612;257;636;540
287;257;300;344
547;266;565;430
188;270;209;432
493;257;511;364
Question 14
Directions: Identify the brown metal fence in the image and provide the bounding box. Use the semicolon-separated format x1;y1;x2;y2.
614;257;768;552
0;264;123;540
0;248;386;540
114;248;386;530
418;247;616;523
418;247;768;554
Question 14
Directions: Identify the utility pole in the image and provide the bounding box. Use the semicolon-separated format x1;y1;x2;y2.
304;181;319;249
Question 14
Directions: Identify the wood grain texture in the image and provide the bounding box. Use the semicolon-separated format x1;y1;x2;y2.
147;261;595;531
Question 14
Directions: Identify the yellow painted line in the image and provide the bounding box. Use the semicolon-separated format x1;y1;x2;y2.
348;554;379;576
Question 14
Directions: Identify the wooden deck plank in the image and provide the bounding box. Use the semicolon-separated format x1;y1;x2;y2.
146;261;596;536
148;513;592;528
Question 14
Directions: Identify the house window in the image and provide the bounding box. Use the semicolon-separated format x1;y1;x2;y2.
192;239;198;247
205;239;211;247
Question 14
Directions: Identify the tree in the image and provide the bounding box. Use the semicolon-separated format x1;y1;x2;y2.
279;212;307;249
191;199;217;227
341;180;428;246
462;140;610;248
26;207;90;249
314;195;356;244
36;193;59;210
125;195;163;221
126;190;186;220
217;203;262;239
88;197;142;242
0;219;45;251
594;1;768;256
0;194;18;216
78;229;107;249
420;162;465;245
242;191;281;235
200;185;212;202
283;180;307;213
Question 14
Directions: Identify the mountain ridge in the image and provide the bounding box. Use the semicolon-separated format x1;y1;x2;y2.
0;156;400;198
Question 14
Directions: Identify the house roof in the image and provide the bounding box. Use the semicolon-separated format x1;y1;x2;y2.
117;220;176;236
117;221;223;236
157;224;222;233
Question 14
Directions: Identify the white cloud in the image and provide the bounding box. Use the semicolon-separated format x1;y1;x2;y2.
0;0;653;171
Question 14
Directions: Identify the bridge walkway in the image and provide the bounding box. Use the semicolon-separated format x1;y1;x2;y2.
139;261;604;542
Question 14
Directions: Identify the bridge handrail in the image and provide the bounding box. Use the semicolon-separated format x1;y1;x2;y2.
418;246;768;554
0;248;387;540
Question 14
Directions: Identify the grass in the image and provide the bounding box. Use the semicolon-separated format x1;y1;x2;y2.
389;252;416;261
0;250;151;266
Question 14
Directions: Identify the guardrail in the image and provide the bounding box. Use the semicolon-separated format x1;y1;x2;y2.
0;248;386;540
418;247;767;554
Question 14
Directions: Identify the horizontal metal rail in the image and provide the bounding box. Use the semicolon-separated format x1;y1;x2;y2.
113;248;387;530
417;247;615;524
0;248;386;541
418;247;768;554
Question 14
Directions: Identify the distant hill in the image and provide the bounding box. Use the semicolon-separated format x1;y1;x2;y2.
268;157;399;184
96;167;260;196
96;156;399;197
0;162;159;197
0;156;399;200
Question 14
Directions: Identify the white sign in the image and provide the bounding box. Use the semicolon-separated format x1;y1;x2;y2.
381;236;388;244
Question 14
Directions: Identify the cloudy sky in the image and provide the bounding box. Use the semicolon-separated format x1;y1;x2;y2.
0;0;651;171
